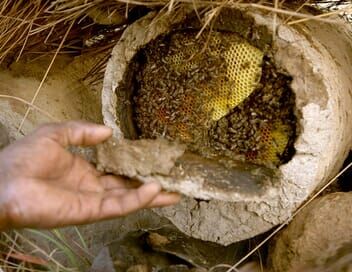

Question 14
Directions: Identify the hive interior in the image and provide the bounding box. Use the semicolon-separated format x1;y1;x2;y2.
132;30;296;167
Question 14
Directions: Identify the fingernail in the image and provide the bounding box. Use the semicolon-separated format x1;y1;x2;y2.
95;126;112;137
169;193;181;203
98;125;112;133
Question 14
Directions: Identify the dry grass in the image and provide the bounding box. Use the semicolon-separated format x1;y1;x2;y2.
17;18;75;131
0;0;348;92
0;0;348;64
0;229;89;271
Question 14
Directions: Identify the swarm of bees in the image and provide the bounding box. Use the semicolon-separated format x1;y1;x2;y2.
133;30;296;166
210;58;296;163
134;31;227;150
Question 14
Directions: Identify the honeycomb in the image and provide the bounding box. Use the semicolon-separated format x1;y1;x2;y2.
166;32;263;121
267;125;290;164
134;30;296;166
246;122;290;165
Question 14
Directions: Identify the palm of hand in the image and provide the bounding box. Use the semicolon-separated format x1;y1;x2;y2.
0;122;179;229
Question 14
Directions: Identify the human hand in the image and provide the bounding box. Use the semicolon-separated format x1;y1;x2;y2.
0;121;180;229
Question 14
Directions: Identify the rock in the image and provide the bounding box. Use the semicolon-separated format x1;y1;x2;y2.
145;226;247;268
269;192;352;271
88;247;115;272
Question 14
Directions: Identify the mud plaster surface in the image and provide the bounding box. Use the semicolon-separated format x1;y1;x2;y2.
97;138;185;177
0;54;104;141
98;137;279;201
102;8;352;244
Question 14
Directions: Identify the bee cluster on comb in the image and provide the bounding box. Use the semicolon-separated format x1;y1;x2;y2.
133;30;296;167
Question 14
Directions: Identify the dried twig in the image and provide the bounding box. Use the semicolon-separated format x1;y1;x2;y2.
272;0;279;41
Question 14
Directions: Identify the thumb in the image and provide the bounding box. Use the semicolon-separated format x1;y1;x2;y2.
34;121;112;147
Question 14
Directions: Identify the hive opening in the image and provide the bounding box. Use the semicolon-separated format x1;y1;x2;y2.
130;28;296;168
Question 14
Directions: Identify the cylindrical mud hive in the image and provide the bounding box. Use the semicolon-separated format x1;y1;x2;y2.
102;7;352;245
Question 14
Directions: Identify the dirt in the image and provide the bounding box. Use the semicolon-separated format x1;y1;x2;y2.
96;138;186;177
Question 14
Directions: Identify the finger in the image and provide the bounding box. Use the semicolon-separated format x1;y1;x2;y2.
98;182;162;217
5;182;162;229
51;182;162;226
75;182;162;224
35;121;112;147
99;177;180;206
146;192;181;208
100;175;142;190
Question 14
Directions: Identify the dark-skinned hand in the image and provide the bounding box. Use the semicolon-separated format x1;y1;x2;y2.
0;121;180;229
